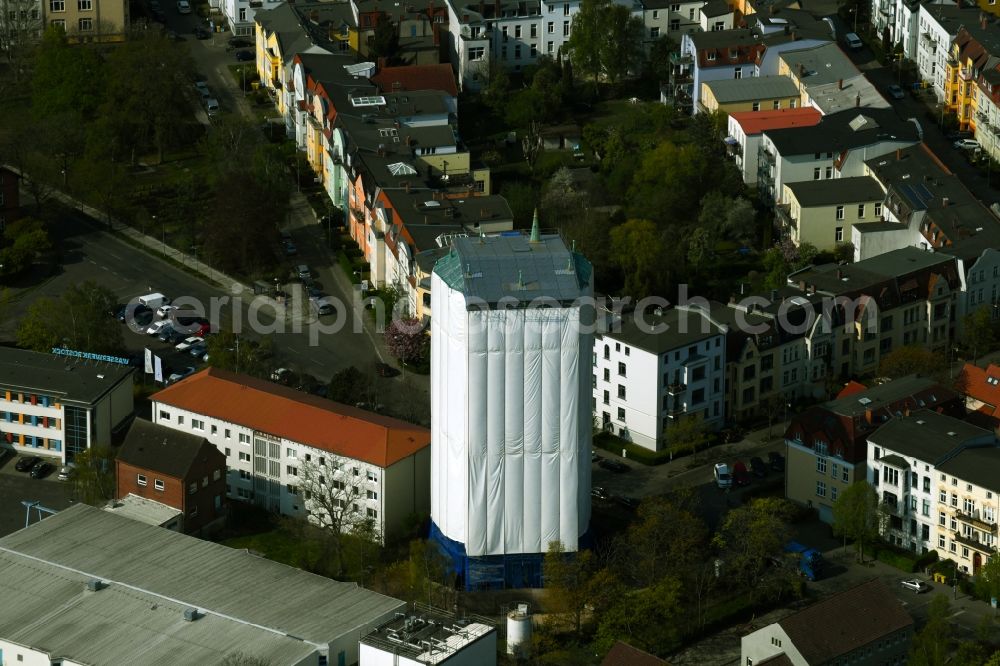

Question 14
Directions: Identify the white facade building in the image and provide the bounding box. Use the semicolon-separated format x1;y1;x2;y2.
915;3;970;102
867;411;997;555
359;607;497;666
592;305;726;452
151;368;431;542
429;226;593;589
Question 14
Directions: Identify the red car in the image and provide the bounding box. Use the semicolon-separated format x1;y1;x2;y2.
732;461;751;487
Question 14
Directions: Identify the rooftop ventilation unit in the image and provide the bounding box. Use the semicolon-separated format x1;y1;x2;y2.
182;608;200;622
85;579;104;592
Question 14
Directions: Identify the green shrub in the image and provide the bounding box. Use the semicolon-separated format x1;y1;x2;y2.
873;543;921;572
592;431;673;465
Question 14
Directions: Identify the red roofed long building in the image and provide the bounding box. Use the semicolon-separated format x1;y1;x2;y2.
726;107;822;186
150;368;430;541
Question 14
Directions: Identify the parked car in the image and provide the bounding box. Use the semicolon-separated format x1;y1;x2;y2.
167;367;196;384
886;84;905;100
175;336;202;351
283;241;297;256
156;304;178;319
312;297;336;316
591;486;609;501
57;463;76;481
146;320;173;336
598;458;628;473
297;264;312;280
176;0;191;12
193;26;211;39
901;579;931;593
271;368;297;385
228;37;253;49
749;456;768;478
188;342;207;357
194;81;210;99
768;451;786;472
355;401;385;411
946;130;974;141
954;138;980;151
30;461;53;479
15;456;41;472
375;361;399;377
732;461;751;486
157;325;178;342
234;50;254;62
714;463;732;489
205;98;220;116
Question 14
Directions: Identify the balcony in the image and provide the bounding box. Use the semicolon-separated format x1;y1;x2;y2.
955;532;996;554
960;67;974;80
760;150;776;165
775;203;795;231
669;52;693;66
954;510;998;534
666;402;686;416
666;382;687;395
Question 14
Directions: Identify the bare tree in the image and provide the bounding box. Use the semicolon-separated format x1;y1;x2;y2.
219;652;271;666
0;0;42;85
298;456;377;576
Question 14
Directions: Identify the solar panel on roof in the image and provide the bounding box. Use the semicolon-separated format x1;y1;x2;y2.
914;183;933;202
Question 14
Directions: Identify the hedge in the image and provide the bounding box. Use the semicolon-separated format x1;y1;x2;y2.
592;431;674;465
873;543;938;573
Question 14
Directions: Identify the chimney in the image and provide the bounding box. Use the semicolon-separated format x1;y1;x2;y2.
404;181;411;193
729;295;737;304
838;78;843;90
943;196;950;207
798;279;806;291
462;13;468;22
855;92;861;107
896;148;902;160
798;63;805;76
770;289;778;302
865;408;873;424
791;31;796;40
808;284;816;295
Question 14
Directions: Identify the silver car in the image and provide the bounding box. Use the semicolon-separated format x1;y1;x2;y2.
900;579;931;593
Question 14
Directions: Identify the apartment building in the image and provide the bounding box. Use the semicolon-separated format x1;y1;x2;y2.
700;75;800;114
0;0;42;61
778;42;889;114
856;145;1000;328
0;504;404;666
868;410;998;563
758;106;920;206
788;246;963;375
916;4;978;103
741;579;913;666
150;368;431;542
42;0;128;41
114;418;227;535
781;176;887;250
726;107;822;185
944;22;1000;133
785;376;962;523
593;306;727;451
638;0;701;55
0;347;134;463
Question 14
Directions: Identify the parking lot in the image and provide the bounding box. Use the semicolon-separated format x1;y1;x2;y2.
0;456;76;538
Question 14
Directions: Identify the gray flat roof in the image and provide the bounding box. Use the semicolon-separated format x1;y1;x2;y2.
434;233;592;305
704;76;799;103
602;307;723;356
825;375;948;417
0;504;404;649
938;445;1000;492
781;42;859;86
869;410;995;463
765;106;919;155
785;176;885;207
105;493;182;527
361;607;495;665
0;347;134;406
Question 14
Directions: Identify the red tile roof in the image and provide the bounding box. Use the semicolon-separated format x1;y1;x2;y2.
372;64;458;98
151;368;429;468
837;380;868;398
729;107;822;135
778;579;913;662
959;362;1000;425
601;641;667;666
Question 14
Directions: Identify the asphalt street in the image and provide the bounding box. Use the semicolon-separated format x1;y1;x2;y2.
0;456;76;538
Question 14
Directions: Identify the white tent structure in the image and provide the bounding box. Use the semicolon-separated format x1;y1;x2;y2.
429;216;594;589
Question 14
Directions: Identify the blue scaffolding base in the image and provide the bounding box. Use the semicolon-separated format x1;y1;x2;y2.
429;521;591;591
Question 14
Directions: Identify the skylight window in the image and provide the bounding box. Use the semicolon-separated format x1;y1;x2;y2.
351;95;386;107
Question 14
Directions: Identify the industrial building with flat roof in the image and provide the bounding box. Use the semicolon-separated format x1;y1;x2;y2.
360;603;496;665
0;503;404;665
0;346;134;463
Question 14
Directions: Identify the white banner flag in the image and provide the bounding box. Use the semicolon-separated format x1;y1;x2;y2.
154;355;164;383
144;348;153;374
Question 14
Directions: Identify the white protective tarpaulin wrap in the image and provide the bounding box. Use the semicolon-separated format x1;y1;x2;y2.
431;270;593;557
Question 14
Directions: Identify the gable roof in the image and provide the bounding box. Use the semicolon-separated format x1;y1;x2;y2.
868;409;995;463
959;363;1000;424
729;107;822;135
118;418;216;479
372;64;458;97
778;579;913;662
704;75;799;103
785;176;885;207
764;106;919;156
601;640;667;666
151;368;429;468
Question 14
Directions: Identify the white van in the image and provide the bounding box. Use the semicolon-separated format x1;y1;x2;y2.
206;98;220;116
138;292;169;310
845;32;863;50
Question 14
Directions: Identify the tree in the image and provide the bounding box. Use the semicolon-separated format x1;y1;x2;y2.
31;25;104;118
220;652;272;666
566;0;604;90
542;540;597;635
624;494;708;589
878;344;946;380
909;594;953;666
384;318;429;366
370;14;400;63
645;35;678;83
296;457;372;577
204;332;273;378
963;305;997;363
407;538;454;608
713;497;795;602
328;366;373;405
663;416;709;460
831;481;883;562
593;576;684;656
599;5;644;86
0;217;51;276
72;446;116;506
16;281;124;355
204;171;285;276
978;552;1000;610
610;218;662;299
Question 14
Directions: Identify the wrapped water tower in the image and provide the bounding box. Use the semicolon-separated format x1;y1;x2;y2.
506;603;533;658
429;213;594;589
